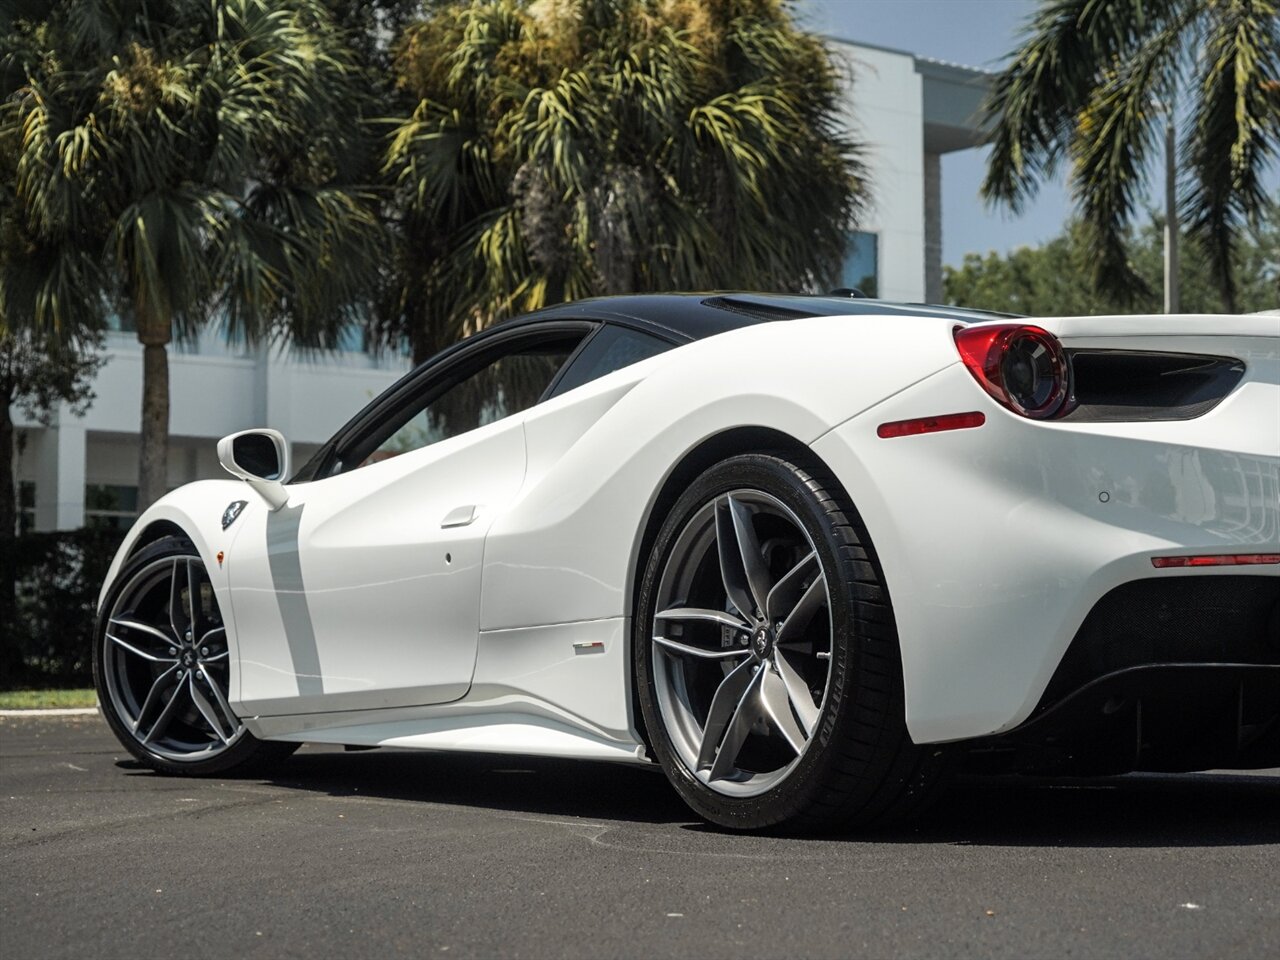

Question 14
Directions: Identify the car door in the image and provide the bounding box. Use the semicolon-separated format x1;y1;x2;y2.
225;323;592;717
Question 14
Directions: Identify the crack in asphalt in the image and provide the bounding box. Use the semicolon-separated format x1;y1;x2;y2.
1;792;290;852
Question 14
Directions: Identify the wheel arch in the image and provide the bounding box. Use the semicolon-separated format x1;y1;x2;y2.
125;519;191;557
97;479;253;613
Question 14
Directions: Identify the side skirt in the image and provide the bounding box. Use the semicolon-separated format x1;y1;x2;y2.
242;617;650;765
247;710;648;764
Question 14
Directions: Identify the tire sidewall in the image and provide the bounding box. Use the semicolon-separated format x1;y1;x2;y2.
635;454;866;830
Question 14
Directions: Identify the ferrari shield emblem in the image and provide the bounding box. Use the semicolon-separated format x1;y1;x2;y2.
222;500;248;530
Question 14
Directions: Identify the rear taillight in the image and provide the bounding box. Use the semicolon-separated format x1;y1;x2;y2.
953;324;1069;419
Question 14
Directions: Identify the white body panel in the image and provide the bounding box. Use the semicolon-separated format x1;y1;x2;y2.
814;356;1279;742
481;316;960;630
99;310;1280;758
225;416;526;715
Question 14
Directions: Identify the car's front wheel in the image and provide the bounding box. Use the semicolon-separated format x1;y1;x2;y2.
635;453;950;832
94;536;296;775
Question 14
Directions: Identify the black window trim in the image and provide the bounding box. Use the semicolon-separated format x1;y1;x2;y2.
534;321;604;402
549;303;697;345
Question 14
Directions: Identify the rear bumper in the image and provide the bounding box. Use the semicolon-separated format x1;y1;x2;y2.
811;360;1280;745
966;664;1280;774
1036;575;1279;703
970;573;1280;774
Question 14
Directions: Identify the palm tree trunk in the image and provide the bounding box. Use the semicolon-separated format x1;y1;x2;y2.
411;305;453;368
138;341;170;510
411;326;435;368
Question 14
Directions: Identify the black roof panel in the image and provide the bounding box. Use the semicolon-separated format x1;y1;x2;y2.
530;293;1017;342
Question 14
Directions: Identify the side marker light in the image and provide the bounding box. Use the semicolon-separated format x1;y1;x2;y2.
877;411;986;439
1152;554;1280;568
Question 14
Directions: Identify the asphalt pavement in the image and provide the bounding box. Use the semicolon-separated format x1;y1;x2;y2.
1;713;1277;960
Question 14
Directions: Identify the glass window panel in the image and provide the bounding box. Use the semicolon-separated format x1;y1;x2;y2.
84;484;140;530
841;231;878;297
550;326;671;398
351;336;582;471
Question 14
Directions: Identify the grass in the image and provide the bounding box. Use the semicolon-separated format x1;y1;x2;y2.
0;688;98;709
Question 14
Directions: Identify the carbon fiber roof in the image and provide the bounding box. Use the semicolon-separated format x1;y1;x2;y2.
527;292;1017;342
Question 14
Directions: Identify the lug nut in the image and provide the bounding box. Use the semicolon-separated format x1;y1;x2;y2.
168;647;177;656
195;671;204;681
200;647;209;657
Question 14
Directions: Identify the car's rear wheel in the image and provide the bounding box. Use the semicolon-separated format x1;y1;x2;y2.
94;536;296;775
635;453;950;832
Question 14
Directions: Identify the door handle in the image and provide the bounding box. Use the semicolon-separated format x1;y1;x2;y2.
441;505;479;528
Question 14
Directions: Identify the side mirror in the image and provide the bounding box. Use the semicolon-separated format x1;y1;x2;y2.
216;429;291;510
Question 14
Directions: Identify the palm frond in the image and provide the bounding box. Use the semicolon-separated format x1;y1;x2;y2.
381;0;866;353
1183;0;1280;312
1067;8;1193;300
982;0;1192;211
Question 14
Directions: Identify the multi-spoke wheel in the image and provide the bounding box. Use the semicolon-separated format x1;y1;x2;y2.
94;536;296;775
636;453;952;832
651;490;831;795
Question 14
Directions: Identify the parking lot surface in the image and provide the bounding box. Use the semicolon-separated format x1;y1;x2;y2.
1;714;1276;959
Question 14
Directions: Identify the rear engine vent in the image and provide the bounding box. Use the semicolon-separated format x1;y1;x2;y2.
1062;350;1244;422
701;296;818;323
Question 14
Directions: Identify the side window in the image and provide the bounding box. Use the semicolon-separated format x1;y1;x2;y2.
336;332;585;474
548;325;673;398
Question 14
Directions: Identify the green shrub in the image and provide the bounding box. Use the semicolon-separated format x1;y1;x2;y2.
4;529;126;689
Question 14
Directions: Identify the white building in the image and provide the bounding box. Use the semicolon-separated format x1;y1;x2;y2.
832;41;994;303
13;39;991;533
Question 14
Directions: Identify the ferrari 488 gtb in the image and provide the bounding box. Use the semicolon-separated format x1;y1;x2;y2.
94;294;1280;831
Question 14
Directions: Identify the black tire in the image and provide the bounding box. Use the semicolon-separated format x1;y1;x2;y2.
94;535;297;777
635;452;951;832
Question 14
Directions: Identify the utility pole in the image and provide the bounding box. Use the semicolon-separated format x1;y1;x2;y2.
1164;112;1180;314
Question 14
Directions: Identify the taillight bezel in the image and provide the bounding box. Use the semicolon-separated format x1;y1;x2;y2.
953;323;1071;420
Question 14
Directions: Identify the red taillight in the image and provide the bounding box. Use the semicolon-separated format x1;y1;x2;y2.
877;411;986;439
1152;554;1280;568
953;323;1069;419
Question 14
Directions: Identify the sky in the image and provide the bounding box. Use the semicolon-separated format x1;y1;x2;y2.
793;0;1075;266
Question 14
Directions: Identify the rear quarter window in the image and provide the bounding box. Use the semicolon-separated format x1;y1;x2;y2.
549;325;673;398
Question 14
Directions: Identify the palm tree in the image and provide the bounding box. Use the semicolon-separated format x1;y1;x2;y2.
381;0;866;363
981;0;1280;312
7;0;383;509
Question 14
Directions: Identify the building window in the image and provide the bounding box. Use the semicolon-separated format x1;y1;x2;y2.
106;309;136;334
17;481;35;534
336;322;366;353
842;231;878;298
85;484;139;531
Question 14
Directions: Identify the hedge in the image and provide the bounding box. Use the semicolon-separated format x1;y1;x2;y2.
3;528;126;689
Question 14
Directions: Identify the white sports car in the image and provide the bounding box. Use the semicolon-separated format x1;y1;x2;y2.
94;294;1280;831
